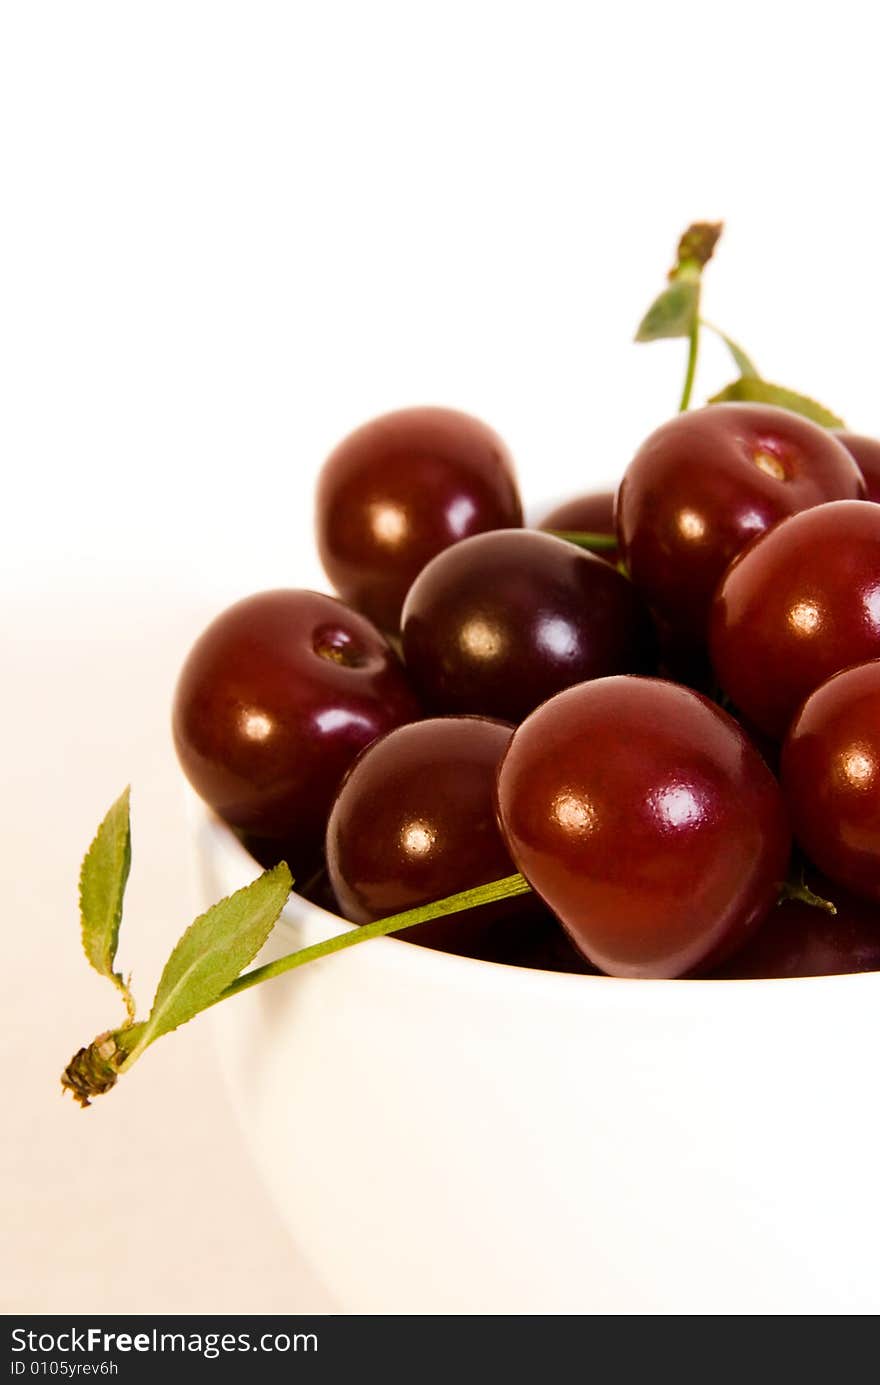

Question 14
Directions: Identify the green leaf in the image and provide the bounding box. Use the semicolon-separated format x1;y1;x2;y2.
635;277;699;342
138;862;293;1048
708;376;845;429
79;788;133;1012
63;867;525;1103
635;223;722;342
702;321;759;378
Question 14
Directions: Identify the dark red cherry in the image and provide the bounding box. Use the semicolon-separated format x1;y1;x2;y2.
495;676;791;979
480;914;598;974
780;660;880;903
316;406;523;631
238;836;342;912
835;431;880;503
653;618;716;694
710;500;880;739
325;716;559;959
711;874;880;978
400;529;654;723
173;589;420;872
617;404;865;642
537;490;619;564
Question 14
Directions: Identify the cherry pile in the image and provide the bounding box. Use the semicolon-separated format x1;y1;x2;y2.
174;211;880;987
171;393;880;981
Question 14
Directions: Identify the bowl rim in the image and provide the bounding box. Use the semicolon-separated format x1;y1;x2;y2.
191;797;880;999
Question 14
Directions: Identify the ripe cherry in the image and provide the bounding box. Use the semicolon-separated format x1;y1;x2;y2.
710;875;880;978
710;500;880;739
325;716;561;960
401;529;654;723
485;918;598;974
835;431;880;503
173;589;420;872
617;404;865;642
537;490;619;564
316;406;523;631
495;676;791;978
780;660;880;904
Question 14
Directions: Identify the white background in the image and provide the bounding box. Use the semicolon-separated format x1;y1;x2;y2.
2;1;879;1314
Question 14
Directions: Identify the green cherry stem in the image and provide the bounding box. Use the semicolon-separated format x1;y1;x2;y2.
678;315;700;413
778;851;836;916
634;221;724;413
117;872;533;1073
549;530;617;552
778;875;837;916
66;870;534;1103
670;225;722;412
212;871;532;1009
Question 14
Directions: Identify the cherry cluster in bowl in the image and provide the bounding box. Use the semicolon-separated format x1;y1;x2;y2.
173;404;880;981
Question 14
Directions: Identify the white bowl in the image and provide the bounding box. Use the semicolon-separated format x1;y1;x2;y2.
196;802;880;1313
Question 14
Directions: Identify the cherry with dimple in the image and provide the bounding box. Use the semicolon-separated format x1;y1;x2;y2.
173;589;420;876
617;403;865;643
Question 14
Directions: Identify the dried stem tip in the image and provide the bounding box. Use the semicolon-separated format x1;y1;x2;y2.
673;221;723;275
61;1033;122;1108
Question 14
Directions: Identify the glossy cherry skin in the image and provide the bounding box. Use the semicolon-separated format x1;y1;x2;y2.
401;530;655;723
326;716;559;959
780;661;880;903
617;404;865;642
496;676;791;979
710;500;880;739
835;431;880;503
711;874;880;978
316;406;523;631
173;589;420;871
537;490;619;564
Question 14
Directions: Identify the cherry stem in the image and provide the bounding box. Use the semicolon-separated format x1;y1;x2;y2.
678;316;700;412
779;876;837;916
213;872;532;1007
549;530;617;552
